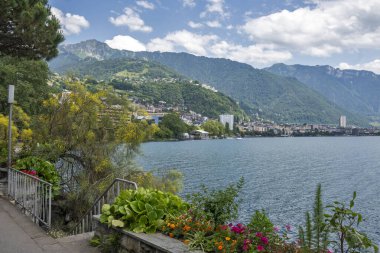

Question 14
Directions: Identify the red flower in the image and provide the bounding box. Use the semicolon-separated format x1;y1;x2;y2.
257;245;264;251
261;236;269;245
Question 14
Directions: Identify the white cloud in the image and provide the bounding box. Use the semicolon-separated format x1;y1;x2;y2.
51;7;89;35
146;38;175;52
210;41;292;65
147;30;218;55
183;0;196;8
188;21;204;29
136;0;155;10
206;20;221;28
145;30;292;66
109;7;152;32
201;0;229;18
105;35;146;51
338;60;380;74
105;28;293;66
240;0;380;57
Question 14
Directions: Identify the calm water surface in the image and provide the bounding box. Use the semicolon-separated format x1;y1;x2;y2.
137;137;380;243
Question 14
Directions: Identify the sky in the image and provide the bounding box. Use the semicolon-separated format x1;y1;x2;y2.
49;0;380;73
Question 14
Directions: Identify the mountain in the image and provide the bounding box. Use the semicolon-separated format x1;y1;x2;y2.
266;64;380;119
49;40;367;125
50;54;245;119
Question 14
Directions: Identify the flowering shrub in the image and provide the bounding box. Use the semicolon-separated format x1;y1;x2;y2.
15;156;60;195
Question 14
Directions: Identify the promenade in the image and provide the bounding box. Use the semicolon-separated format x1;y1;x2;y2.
0;197;98;253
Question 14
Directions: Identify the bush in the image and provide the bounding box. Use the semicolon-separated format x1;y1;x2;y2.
100;188;188;233
15;156;60;195
187;177;244;228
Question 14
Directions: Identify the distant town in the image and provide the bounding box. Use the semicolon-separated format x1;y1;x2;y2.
134;100;380;139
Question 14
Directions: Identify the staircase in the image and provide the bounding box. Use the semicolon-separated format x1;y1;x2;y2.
71;178;137;235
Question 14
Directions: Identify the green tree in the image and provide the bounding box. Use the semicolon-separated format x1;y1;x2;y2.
0;56;51;115
0;0;64;60
201;120;225;137
159;113;188;139
30;81;151;221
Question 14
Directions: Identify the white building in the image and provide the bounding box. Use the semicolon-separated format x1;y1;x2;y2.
339;115;347;128
219;114;234;130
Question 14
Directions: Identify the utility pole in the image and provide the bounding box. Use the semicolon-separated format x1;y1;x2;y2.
8;85;15;169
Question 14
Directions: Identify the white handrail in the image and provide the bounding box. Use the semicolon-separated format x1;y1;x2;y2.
7;168;52;228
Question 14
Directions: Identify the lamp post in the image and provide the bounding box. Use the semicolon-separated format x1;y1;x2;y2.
8;85;15;169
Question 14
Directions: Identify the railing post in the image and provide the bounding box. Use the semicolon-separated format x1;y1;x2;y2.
48;185;52;227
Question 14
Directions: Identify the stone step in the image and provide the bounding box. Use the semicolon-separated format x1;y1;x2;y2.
57;232;100;253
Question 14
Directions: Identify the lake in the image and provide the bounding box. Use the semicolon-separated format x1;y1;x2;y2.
137;137;380;243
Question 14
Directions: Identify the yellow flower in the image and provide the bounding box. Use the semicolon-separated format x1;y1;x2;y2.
170;224;176;229
225;237;231;241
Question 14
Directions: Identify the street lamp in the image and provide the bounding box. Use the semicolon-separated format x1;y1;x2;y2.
8;85;14;169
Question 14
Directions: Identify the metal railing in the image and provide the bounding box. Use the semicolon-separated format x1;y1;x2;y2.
72;178;137;235
7;168;52;228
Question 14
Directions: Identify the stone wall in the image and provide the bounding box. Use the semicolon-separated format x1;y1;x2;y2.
93;216;202;253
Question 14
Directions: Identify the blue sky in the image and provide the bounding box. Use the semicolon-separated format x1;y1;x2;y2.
49;0;380;73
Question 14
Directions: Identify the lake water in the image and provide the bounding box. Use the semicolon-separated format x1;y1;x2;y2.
137;137;380;243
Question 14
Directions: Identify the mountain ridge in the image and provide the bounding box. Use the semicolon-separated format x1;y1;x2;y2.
48;40;368;126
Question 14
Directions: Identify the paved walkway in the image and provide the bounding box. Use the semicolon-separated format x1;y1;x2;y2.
0;197;99;253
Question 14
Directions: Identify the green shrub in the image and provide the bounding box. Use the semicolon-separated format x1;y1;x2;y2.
248;210;274;235
187;177;244;228
100;188;188;233
15;156;60;195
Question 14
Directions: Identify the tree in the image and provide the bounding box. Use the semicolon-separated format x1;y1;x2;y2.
0;56;51;115
159;113;188;138
202;120;225;137
0;0;64;60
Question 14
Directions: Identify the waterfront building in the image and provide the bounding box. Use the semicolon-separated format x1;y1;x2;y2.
339;115;347;128
219;114;234;130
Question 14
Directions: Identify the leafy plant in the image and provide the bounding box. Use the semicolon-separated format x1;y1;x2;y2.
15;156;60;195
248;210;274;235
187;177;244;228
299;184;329;253
90;233;121;253
100;188;188;233
325;192;378;253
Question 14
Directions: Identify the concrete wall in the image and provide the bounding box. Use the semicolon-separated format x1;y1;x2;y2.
93;216;201;253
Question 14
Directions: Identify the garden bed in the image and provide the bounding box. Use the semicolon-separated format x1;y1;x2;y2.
93;215;202;253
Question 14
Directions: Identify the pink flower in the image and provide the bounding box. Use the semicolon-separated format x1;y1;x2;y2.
273;226;280;232
327;249;333;253
231;223;246;234
242;244;249;251
256;232;263;238
257;245;264;251
286;224;292;231
261;236;269;245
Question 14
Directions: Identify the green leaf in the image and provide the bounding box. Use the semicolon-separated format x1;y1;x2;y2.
130;201;142;213
119;206;126;214
112;219;125;228
139;215;148;225
147;211;158;222
102;204;111;214
145;203;153;213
